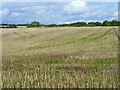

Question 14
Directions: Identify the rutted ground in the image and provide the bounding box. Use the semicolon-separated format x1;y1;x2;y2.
2;27;119;88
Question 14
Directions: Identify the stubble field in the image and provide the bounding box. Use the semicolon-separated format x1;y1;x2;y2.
2;27;119;88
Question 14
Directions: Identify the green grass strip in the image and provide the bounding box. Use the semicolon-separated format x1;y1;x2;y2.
25;28;112;50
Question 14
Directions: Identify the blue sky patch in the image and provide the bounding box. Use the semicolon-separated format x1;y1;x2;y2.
1;1;118;24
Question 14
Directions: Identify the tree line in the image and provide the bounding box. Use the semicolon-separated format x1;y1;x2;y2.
27;20;120;27
1;20;120;28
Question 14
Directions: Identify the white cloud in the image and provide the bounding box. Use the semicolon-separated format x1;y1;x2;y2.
0;8;9;16
90;10;102;16
64;0;87;14
10;12;20;17
35;9;45;15
59;19;103;24
89;10;108;18
21;7;30;10
58;19;86;24
87;19;103;22
1;1;118;24
113;11;118;16
33;6;44;9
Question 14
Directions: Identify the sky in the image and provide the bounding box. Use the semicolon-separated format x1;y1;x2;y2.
0;0;118;24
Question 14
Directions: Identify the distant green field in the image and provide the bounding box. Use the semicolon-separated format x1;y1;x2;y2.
2;27;119;88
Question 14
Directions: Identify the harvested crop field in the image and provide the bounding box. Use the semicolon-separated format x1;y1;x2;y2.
2;27;119;88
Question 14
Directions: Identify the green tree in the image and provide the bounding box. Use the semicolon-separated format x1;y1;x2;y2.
88;22;96;26
110;20;118;26
86;24;96;27
31;21;40;27
45;24;57;27
102;20;111;26
7;24;17;28
72;22;87;26
118;21;120;26
95;22;102;26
